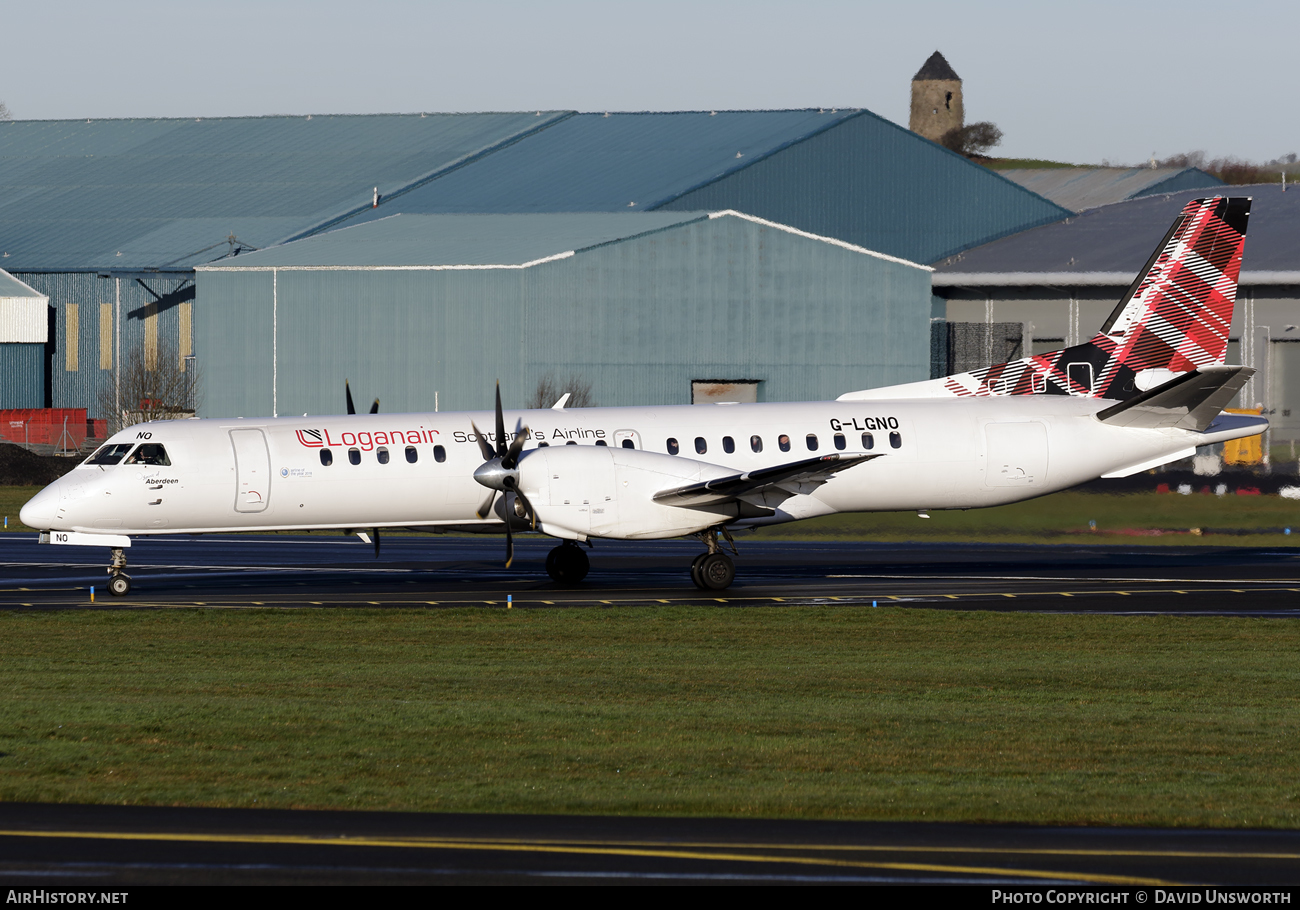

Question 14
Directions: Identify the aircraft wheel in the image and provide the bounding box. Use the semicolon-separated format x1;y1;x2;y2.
547;544;589;584
697;554;735;591
689;553;708;589
108;573;131;597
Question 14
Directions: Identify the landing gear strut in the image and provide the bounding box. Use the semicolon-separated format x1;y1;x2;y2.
691;527;737;591
546;541;590;584
107;547;131;597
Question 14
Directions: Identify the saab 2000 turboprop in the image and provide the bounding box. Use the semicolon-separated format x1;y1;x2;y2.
21;196;1266;596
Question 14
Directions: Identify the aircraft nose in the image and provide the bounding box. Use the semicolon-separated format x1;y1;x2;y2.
19;480;62;530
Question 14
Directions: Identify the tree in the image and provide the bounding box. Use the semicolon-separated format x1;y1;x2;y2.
96;342;202;435
940;121;1003;158
527;372;596;410
0;101;10;121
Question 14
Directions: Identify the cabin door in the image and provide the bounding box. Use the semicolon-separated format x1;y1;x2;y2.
230;428;271;513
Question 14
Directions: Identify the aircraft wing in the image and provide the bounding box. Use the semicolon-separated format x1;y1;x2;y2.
1095;365;1254;431
652;453;880;508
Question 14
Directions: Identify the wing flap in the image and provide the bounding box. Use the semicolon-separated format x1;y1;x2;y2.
652;453;880;508
1095;365;1254;431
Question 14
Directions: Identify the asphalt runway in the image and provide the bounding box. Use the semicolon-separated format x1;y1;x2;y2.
2;532;1300;614
2;801;1299;886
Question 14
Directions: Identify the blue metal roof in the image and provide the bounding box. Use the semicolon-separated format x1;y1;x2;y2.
199;211;709;268
339;108;1069;264
0;112;571;271
0;267;45;300
337;109;861;219
932;184;1298;284
997;166;1220;213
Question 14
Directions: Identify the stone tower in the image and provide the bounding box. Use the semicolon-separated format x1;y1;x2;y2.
909;51;963;143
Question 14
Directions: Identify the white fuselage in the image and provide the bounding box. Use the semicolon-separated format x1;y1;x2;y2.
19;396;1252;541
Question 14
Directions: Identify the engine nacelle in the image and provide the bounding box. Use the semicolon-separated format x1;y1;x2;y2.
516;446;737;540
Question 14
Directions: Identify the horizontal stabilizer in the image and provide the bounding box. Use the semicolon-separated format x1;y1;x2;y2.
1095;365;1254;431
653;453;880;508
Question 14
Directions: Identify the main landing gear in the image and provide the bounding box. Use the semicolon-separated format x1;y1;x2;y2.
107;547;131;597
546;541;590;584
690;527;737;591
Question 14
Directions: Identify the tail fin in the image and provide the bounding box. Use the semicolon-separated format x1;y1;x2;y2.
938;196;1250;401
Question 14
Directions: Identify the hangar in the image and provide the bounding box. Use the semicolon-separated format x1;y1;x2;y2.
0;108;1065;421
931;185;1300;440
195;210;933;416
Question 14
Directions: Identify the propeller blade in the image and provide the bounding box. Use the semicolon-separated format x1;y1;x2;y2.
372;527;380;558
475;489;497;520
369;398;380;415
502;423;529;469
468;420;496;462
494;381;507;458
345;380;356;415
508;480;538;530
504;518;514;569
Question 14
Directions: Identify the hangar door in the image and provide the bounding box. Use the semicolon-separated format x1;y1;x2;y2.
984;422;1048;488
230;428;271;512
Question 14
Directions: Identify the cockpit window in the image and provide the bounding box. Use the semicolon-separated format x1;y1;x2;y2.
124;443;171;466
85;443;134;466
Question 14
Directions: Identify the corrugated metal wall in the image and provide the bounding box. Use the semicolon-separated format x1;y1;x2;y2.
4;272;193;419
0;344;45;408
658;113;1069;265
197;216;931;418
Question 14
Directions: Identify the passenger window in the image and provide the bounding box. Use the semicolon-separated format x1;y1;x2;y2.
750;435;763;453
320;448;333;467
86;443;134;465
805;434;818;452
722;436;735;454
595;439;607;446
778;434;790;453
667;438;679;455
862;433;874;450
566;440;577;446
695;437;707;455
376;447;390;464
405;446;417;464
125;443;171;466
537;441;549;448
890;431;902;449
621;439;634;449
834;433;846;450
348;448;361;465
433;445;446;463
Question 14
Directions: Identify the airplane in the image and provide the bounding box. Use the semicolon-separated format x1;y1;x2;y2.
20;196;1265;597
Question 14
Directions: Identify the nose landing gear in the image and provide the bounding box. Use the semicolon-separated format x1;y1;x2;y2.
107;547;131;597
691;527;737;591
546;541;590;584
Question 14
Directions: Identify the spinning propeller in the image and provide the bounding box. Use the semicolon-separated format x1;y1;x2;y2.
470;382;536;568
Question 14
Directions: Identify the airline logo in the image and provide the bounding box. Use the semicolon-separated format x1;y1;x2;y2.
295;425;441;451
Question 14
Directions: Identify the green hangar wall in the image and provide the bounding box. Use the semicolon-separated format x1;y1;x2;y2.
195;212;933;418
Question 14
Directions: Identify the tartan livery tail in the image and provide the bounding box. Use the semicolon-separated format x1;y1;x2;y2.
941;196;1250;401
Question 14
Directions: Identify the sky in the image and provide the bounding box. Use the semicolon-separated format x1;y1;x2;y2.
1;0;1294;165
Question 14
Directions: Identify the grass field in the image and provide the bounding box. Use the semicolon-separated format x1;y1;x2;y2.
1;608;1298;827
750;489;1300;545
3;484;1299;544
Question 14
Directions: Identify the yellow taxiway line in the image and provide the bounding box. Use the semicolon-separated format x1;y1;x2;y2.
0;828;1176;886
